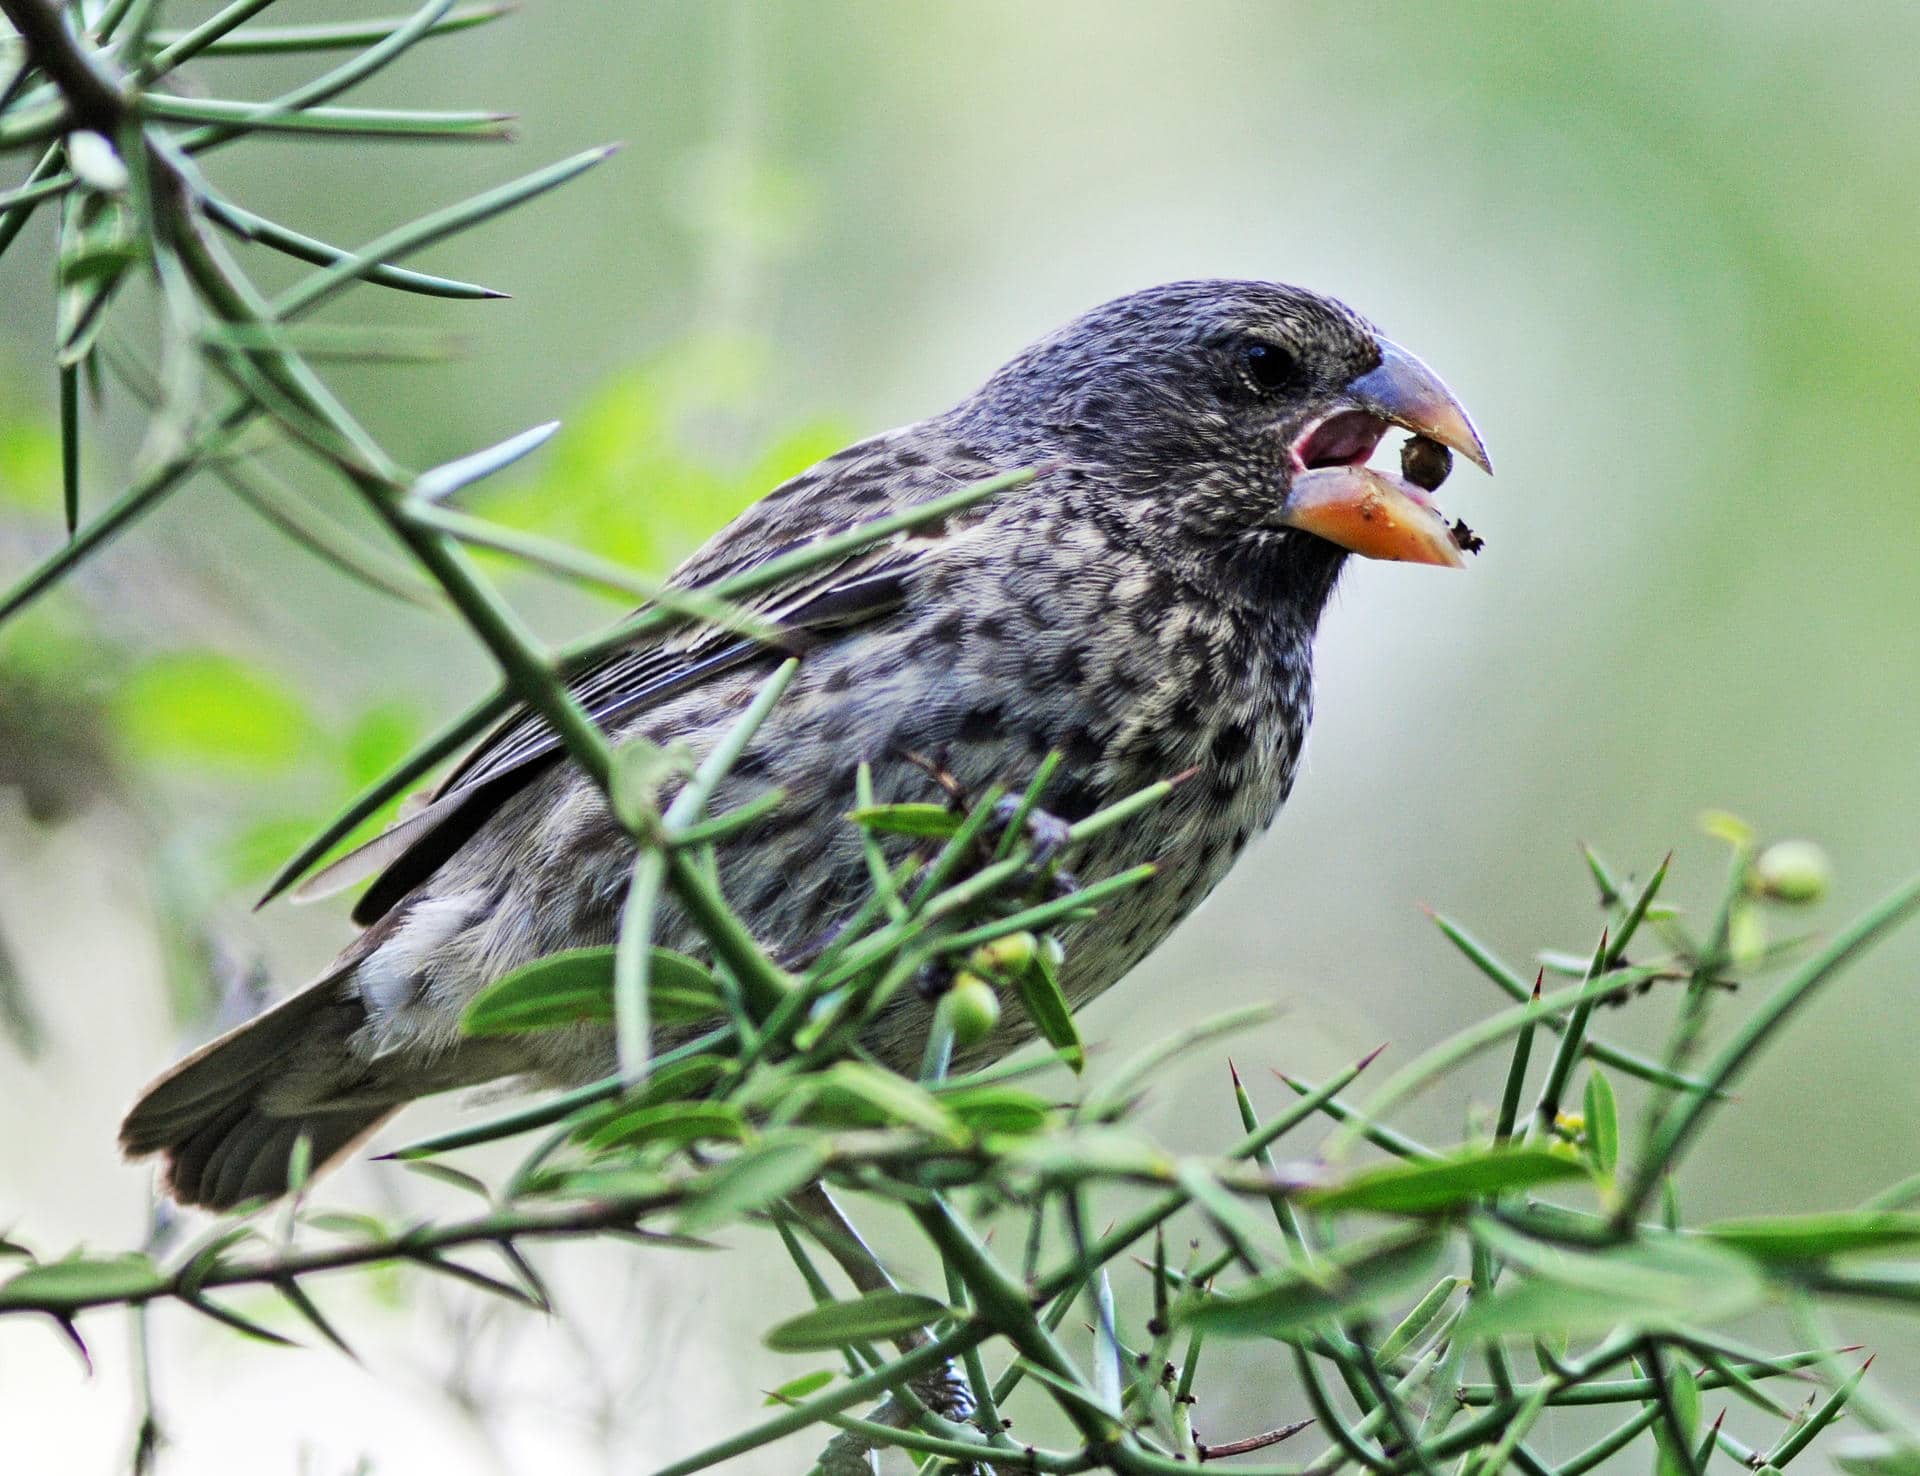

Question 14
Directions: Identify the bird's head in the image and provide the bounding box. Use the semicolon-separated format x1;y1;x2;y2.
959;279;1490;607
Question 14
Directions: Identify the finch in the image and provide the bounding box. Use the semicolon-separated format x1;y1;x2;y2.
121;279;1489;1209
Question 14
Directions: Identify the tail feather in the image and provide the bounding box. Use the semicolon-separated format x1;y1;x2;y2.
166;1096;396;1210
121;972;395;1211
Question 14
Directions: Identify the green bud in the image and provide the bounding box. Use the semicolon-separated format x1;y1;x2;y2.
942;973;1001;1048
968;931;1037;978
1040;934;1066;969
1753;840;1832;904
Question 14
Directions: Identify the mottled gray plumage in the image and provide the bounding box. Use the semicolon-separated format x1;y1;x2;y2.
121;279;1488;1208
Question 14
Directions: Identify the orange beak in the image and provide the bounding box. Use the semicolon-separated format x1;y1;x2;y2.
1280;464;1471;568
1278;338;1491;568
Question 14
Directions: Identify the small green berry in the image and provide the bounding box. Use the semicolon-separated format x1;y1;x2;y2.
1753;840;1831;904
969;931;1037;978
942;972;1002;1048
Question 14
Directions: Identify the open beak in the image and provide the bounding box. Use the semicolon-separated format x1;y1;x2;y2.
1278;337;1491;568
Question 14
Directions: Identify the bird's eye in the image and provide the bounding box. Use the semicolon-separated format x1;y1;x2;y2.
1243;342;1299;393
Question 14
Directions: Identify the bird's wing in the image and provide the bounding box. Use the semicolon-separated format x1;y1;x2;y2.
293;426;1007;926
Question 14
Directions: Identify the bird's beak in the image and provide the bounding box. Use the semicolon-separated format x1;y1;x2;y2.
1277;337;1490;568
1348;339;1492;475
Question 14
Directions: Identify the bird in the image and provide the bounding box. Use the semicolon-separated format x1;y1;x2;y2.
120;279;1489;1210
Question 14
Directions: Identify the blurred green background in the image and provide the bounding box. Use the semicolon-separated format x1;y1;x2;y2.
3;2;1919;1471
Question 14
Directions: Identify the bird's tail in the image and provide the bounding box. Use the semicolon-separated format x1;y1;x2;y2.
119;972;399;1211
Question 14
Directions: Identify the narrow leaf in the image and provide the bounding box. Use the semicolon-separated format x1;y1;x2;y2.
1177;1228;1446;1338
847;803;963;839
799;1063;961;1140
763;1369;837;1405
0;1254;164;1310
1461;1227;1765;1338
679;1139;825;1235
1703;1211;1920;1264
764;1291;952;1353
1305;1145;1588;1215
461;946;721;1035
1013;945;1083;1073
583;1102;744;1153
1375;1275;1464;1363
1584;1069;1619;1177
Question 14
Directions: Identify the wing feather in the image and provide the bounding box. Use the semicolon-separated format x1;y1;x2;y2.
287;425;1007;926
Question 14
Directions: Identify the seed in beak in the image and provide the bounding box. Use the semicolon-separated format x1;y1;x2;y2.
1400;434;1453;493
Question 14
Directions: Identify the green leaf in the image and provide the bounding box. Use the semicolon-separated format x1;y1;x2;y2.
764;1291;953;1353
1012;946;1083;1073
401;1161;492;1200
284;1133;314;1195
678;1138;825;1235
794;1064;960;1139
461;947;721;1035
568;1057;732;1149
115;652;316;770
1176;1228;1447;1338
533;1166;675;1202
55;190;133;366
847;803;962;839
1374;1274;1464;1363
59;241;141;285
301;1211;390;1240
1583;1070;1619;1177
583;1102;744;1153
1460;1228;1765;1339
934;1084;1053;1137
0;1253;164;1310
1304;1145;1589;1215
763;1369;837;1405
1671;1357;1702;1437
1653;1358;1703;1476
1701;1211;1920;1263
